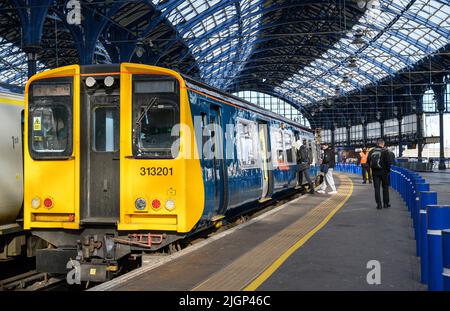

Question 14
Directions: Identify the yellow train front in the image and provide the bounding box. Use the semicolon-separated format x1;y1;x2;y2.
24;63;318;283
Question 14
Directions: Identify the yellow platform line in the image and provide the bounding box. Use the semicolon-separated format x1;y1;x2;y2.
191;174;353;291
244;175;354;291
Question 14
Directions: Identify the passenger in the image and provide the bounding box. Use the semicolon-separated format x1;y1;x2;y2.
317;143;337;195
368;138;394;209
296;138;314;194
358;147;372;184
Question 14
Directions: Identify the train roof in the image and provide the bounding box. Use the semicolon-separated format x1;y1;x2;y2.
182;75;312;134
0;82;23;95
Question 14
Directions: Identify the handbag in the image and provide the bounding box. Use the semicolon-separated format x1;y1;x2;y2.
320;163;329;174
297;162;308;171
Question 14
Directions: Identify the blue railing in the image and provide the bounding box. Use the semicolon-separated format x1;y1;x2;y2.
335;163;450;291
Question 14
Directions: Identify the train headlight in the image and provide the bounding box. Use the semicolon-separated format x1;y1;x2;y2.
85;76;96;88
135;198;147;211
104;76;115;87
165;200;175;211
31;197;41;209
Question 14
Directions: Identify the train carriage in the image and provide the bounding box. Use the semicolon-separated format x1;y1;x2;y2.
0;89;25;259
23;63;319;282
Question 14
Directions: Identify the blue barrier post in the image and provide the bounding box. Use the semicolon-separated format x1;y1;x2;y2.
410;178;425;213
414;183;430;254
427;205;450;291
419;191;438;284
443;230;450;290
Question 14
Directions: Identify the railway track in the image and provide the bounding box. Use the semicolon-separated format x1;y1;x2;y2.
0;270;64;291
1;184;316;291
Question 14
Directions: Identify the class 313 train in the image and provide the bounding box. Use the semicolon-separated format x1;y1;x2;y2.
21;63;320;284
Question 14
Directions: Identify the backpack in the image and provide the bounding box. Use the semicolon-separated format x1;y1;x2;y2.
370;148;383;169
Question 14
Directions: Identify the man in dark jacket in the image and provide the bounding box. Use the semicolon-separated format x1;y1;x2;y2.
368;138;394;209
317;143;337;194
297;139;314;194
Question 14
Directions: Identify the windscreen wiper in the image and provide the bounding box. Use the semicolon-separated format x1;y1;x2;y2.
136;97;158;128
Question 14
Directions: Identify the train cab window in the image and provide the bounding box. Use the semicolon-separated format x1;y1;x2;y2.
28;81;72;159
93;107;119;152
132;77;180;159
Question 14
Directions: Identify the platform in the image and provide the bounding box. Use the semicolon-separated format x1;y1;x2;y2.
91;173;425;291
417;171;450;205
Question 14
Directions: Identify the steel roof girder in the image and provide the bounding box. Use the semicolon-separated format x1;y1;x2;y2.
11;0;54;46
386;1;450;39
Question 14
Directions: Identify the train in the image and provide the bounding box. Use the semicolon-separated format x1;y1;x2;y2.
0;88;25;260
23;63;320;283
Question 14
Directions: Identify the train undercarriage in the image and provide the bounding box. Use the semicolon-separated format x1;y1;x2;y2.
33;228;185;284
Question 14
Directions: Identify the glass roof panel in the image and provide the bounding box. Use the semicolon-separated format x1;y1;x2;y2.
281;0;449;107
0;37;46;86
155;0;263;88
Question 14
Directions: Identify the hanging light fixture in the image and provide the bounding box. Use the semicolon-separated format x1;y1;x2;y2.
347;57;358;68
135;39;145;58
356;0;380;9
341;75;350;87
352;29;366;47
335;86;341;96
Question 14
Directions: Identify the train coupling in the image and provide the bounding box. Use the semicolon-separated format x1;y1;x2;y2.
66;259;118;284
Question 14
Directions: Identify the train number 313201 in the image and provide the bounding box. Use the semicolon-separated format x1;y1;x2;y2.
140;167;173;176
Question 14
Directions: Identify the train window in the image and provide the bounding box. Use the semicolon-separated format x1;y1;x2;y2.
132;77;180;159
271;127;285;166
28;81;72;159
236;119;258;168
92;107;119;152
284;131;296;164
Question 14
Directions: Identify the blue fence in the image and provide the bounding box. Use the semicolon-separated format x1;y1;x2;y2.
335;163;450;291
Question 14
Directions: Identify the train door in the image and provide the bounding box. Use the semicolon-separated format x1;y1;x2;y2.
80;81;120;224
209;107;226;216
294;130;301;187
258;122;271;200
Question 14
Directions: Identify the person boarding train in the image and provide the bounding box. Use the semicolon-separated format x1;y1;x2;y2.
317;143;337;195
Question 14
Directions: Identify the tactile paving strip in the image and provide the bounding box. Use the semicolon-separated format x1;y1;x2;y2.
192;174;353;291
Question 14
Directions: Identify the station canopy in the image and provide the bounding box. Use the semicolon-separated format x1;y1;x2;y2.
0;0;448;116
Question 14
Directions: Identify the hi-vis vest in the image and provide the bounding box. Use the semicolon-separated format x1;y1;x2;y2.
359;152;368;164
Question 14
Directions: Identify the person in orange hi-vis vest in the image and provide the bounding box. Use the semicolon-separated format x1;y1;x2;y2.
358;147;372;184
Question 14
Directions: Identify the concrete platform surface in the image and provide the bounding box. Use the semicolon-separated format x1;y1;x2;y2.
92;173;424;291
418;172;450;205
259;175;425;291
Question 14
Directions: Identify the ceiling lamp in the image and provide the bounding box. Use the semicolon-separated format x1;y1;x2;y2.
367;0;380;9
376;111;381;120
341;75;350;86
334;87;341;96
356;0;380;9
135;40;145;58
347;57;358;68
352;29;366;47
324;98;333;108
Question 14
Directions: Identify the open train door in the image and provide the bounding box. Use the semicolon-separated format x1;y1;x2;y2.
208;106;227;218
258;122;272;201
